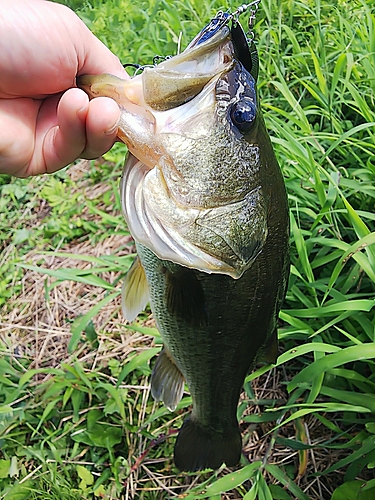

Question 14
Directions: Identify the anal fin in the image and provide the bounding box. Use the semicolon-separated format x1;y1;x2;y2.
121;257;150;322
151;348;185;411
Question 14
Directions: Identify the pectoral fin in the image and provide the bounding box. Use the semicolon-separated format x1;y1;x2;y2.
151;348;185;411
164;267;207;327
121;257;150;322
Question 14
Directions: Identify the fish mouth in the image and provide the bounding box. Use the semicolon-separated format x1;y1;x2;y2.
77;22;234;169
141;24;232;111
77;23;233;113
77;21;235;178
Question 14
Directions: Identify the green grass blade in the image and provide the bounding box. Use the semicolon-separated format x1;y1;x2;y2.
289;344;375;391
68;291;120;352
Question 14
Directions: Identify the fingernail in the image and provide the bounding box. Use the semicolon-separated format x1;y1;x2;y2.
105;118;120;136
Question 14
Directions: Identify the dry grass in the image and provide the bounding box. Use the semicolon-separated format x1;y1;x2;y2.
1;160;130;359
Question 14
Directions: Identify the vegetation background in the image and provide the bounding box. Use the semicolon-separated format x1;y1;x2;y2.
0;0;374;498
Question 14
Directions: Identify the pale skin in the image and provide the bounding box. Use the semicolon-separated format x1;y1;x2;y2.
0;0;129;177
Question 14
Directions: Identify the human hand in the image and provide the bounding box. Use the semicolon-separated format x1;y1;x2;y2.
0;0;129;177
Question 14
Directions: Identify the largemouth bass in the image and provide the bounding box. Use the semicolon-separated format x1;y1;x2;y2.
78;11;289;472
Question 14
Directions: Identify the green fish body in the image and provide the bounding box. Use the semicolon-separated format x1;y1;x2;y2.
78;14;289;472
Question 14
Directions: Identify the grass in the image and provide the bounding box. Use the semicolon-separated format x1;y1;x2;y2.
1;0;375;498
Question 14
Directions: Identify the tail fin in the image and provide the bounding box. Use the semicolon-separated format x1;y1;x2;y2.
174;417;241;472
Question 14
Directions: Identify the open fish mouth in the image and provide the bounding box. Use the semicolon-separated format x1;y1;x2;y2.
78;13;267;279
78;23;232;113
141;23;233;111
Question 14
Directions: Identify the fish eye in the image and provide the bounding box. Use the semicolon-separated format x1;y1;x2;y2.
230;98;256;133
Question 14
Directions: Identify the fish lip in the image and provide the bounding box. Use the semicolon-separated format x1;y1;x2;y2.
156;24;231;70
140;25;233;111
186;13;231;49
